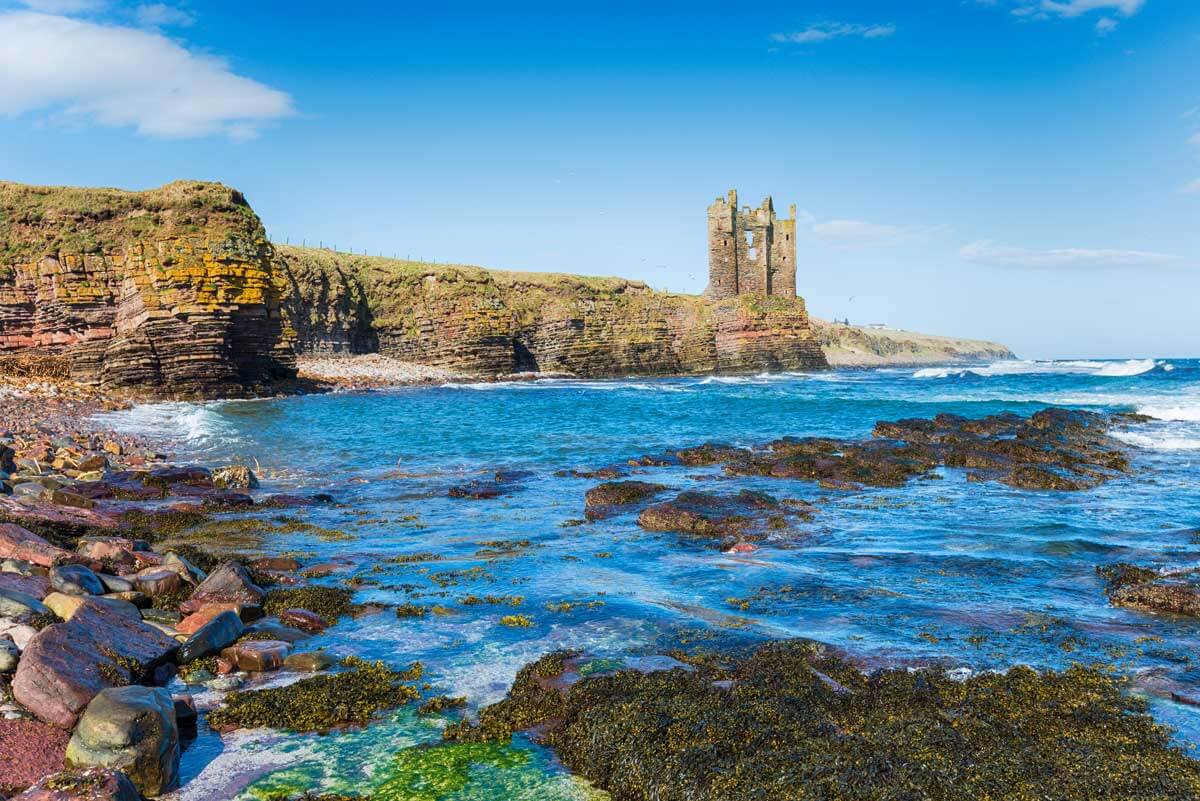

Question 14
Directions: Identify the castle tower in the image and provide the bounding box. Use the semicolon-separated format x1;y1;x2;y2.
704;190;796;300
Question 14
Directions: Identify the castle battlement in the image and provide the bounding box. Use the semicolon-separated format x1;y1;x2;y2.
704;189;796;300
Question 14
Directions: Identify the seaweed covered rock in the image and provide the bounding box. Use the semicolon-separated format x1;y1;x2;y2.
1098;563;1200;617
262;586;356;620
637;490;803;548
662;408;1135;493
583;481;666;520
452;640;1200;801
8;767;140;801
65;686;179;797
206;657;420;732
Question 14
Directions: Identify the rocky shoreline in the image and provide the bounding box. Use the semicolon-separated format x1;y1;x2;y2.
0;368;1197;800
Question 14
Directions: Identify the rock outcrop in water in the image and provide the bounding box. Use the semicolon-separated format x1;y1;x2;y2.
0;181;296;398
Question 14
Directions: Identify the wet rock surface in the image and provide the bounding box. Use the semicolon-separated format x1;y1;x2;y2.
641;408;1135;492
637;490;809;549
1098;563;1200;617
64;685;179;797
583;480;666;520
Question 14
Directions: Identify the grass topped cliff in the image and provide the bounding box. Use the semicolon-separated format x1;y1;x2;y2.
275;244;827;375
0;180;264;265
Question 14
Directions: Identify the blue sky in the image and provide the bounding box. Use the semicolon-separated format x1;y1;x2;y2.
1;0;1198;358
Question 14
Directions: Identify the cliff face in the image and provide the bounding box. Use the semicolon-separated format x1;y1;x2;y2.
276;246;828;377
0;181;295;398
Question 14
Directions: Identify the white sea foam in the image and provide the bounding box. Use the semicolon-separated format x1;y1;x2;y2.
1112;430;1200;451
913;359;1163;380
1139;404;1200;422
92;400;240;447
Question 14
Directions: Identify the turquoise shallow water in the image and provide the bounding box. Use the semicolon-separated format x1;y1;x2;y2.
97;358;1200;800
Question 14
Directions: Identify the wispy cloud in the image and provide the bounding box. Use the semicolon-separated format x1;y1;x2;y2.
994;0;1145;31
0;10;294;138
1183;179;1200;195
770;22;896;45
135;3;194;29
961;241;1176;268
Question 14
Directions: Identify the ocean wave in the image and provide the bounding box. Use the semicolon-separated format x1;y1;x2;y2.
914;359;1163;380
1138;404;1200;422
1112;430;1200;451
93;401;240;447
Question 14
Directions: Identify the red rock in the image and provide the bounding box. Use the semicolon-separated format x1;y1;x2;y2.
726;542;758;554
75;538;139;566
179;561;263;615
0;718;69;795
219;640;290;672
11;599;179;729
10;767;139;800
0;571;52;598
300;562;346;578
176;604;242;635
249;556;300;572
0;523;71;568
132;568;183;598
0;498;126;535
130;551;164;569
278;608;328;633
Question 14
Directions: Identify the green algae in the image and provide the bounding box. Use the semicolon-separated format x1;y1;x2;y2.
450;640;1200;801
498;614;533;628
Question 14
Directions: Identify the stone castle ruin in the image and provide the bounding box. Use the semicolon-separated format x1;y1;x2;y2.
704;189;797;300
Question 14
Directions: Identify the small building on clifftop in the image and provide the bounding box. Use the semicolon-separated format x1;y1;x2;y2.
704;189;797;300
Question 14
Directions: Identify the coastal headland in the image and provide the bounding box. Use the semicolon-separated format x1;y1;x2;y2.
1;180;1010;399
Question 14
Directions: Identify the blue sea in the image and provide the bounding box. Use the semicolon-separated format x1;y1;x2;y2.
97;358;1200;801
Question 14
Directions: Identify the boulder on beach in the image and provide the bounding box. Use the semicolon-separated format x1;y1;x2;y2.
0;587;50;622
65;686;179;797
178;561;264;615
177;610;244;664
12;599;178;729
0;522;71;567
50;565;105;596
211;465;258;490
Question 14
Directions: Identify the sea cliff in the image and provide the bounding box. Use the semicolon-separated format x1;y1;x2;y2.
0;181;295;398
276;245;827;377
0;180;1012;398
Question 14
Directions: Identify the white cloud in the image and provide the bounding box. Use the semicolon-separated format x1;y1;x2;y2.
811;219;910;248
961;241;1176;268
17;0;106;12
0;10;293;138
1037;0;1144;17
1094;16;1119;34
770;22;896;44
135;3;194;29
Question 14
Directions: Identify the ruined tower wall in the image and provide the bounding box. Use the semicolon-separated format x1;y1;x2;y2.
769;205;797;298
704;189;797;300
706;190;739;300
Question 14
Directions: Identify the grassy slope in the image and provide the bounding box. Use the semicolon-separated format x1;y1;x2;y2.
0;180;264;265
812;318;1015;366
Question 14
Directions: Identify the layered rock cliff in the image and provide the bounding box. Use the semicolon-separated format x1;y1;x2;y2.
0;181;295;398
275;246;828;376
